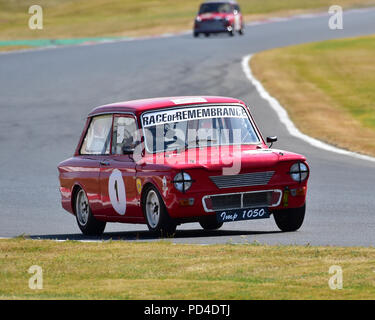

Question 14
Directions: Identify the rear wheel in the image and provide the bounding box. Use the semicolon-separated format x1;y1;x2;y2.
204;33;210;37
193;32;199;37
199;215;223;230
75;188;106;236
273;204;305;232
142;185;176;237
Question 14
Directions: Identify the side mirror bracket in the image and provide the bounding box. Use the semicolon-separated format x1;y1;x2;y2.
266;136;278;148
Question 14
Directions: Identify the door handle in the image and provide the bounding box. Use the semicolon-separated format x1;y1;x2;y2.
100;160;110;166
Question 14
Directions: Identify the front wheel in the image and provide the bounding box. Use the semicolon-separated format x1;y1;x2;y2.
228;25;235;36
75;188;106;236
273;204;305;232
142;185;177;236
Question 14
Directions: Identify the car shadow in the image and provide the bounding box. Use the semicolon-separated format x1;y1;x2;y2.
29;229;281;242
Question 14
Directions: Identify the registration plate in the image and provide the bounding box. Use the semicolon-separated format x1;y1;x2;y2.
216;207;270;223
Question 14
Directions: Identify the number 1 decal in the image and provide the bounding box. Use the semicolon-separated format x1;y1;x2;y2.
114;180;119;202
108;169;126;215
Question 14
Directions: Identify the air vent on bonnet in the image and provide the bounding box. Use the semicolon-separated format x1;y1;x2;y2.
209;171;274;189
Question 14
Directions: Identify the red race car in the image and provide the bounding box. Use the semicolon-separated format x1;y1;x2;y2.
58;96;309;236
194;1;244;37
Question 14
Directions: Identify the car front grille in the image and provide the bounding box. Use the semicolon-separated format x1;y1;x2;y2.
199;20;225;30
243;192;270;208
211;193;241;210
203;190;282;212
209;171;274;189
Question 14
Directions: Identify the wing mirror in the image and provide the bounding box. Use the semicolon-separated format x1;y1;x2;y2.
266;136;278;148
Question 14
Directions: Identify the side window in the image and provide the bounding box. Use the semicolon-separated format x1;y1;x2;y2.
80;115;113;155
112;116;138;155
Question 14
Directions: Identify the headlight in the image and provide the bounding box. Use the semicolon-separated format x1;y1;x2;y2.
173;172;193;193
289;162;309;182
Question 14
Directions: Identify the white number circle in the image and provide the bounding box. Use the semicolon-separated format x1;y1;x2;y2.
108;169;126;215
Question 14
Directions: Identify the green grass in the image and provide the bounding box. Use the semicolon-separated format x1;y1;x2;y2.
290;38;375;129
0;0;374;42
251;34;375;157
1;239;375;299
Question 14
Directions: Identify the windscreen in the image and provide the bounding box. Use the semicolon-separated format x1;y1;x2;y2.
141;105;260;153
199;2;232;14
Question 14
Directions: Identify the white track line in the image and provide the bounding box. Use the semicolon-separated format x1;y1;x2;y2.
0;236;103;242
242;54;375;163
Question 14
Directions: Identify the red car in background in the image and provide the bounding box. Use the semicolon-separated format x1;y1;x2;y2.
194;1;244;37
58;96;309;236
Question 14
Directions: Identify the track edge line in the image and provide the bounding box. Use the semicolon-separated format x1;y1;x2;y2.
242;54;375;163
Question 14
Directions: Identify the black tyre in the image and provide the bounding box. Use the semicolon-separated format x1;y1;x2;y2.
273;204;305;232
142;185;177;236
239;28;244;35
193;32;199;37
74;188;106;236
228;25;235;36
199;215;223;230
204;33;210;37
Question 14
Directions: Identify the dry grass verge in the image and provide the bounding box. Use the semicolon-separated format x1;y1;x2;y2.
251;35;375;157
1;0;374;40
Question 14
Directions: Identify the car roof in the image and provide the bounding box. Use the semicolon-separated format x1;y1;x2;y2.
89;96;246;116
201;1;238;4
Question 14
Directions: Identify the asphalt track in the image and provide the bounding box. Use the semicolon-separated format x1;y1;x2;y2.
1;8;375;246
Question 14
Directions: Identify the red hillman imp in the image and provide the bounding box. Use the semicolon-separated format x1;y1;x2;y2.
193;1;244;37
58;96;309;236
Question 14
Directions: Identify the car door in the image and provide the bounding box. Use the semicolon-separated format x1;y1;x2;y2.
233;4;241;31
99;114;141;220
77;114;113;214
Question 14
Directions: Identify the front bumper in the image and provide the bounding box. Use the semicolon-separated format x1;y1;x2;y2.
165;185;307;219
202;189;282;212
194;20;231;33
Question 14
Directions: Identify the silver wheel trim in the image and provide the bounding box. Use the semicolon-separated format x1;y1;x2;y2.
76;189;89;226
145;190;160;229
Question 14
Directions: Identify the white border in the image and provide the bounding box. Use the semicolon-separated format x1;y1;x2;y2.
241;54;375;163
